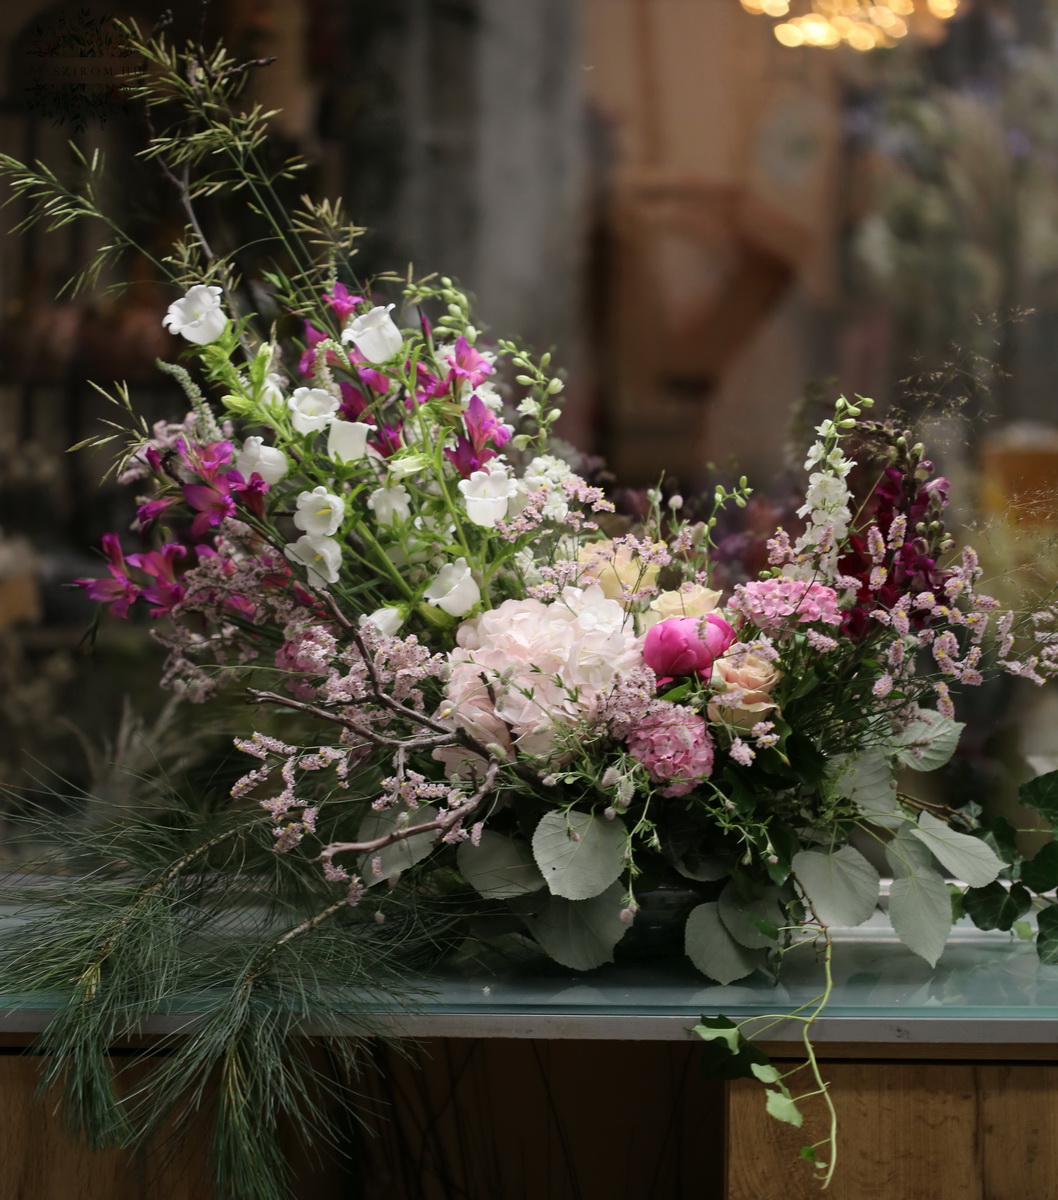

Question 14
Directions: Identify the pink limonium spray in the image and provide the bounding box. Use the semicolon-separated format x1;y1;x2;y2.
642;613;735;685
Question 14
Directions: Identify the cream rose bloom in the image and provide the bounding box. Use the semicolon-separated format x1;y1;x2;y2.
709;653;782;728
577;540;660;607
640;584;723;630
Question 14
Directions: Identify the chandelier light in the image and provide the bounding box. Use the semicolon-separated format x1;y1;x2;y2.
740;0;960;50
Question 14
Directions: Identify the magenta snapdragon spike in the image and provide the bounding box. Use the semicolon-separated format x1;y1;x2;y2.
135;496;176;530
182;478;237;535
225;469;270;518
444;394;511;476
174;437;233;483
414;362;447;402
445;336;493;390
322;281;363;323
346;346;390;394
337;381;372;422
75;532;141;617
369;424;402;458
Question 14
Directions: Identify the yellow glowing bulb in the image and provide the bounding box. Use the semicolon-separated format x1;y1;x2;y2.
740;0;766;13
927;0;958;16
847;24;877;48
774;21;805;44
761;0;791;14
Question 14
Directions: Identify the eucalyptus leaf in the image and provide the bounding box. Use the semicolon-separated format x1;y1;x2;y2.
791;845;880;928
456;831;545;899
885;832;951;966
357;804;440;883
909;811;1004;888
684;902;766;984
765;1089;803;1128
526;881;628;970
892;711;964;772
832;749;901;828
718;881;784;949
531;810;626;901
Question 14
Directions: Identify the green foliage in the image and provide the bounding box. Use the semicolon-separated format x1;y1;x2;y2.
1018;840;1058;894
962;882;1033;932
1019;771;1058;823
1037;904;1058;965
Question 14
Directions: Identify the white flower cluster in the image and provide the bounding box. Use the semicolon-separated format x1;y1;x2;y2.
789;419;854;582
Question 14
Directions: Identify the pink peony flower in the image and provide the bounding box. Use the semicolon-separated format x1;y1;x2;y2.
641;614;735;683
627;705;715;796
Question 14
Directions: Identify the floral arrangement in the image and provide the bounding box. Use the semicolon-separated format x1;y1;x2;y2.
6;24;1058;1198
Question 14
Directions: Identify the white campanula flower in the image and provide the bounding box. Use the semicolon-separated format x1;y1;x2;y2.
386;454;429;481
458;460;519;528
284;535;342;588
288;387;339;435
424;557;480;617
327;419;371;464
260;371;286;406
367;484;411;526
234;436;288;485
342;304;403;362
359;606;406;637
293;486;344;537
162;284;228;345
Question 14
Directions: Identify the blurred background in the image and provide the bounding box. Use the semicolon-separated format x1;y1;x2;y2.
2;0;1058;829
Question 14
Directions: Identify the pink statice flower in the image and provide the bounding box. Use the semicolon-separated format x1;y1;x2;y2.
626;704;715;796
729;577;843;635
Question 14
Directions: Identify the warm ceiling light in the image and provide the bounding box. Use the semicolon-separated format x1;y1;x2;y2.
749;0;960;50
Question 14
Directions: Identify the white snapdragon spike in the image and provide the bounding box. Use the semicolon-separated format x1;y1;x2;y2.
342;304;403;362
293;486;344;537
458;460;519;528
424;557;480;617
234;436;288;485
288;387;339;435
367;484;411;526
162;284;227;345
359;606;405;637
284;535;342;588
474;380;503;412
518;454;575;519
327;419;371;464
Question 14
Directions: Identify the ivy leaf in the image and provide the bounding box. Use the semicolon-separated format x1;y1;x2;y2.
765;1089;803;1128
526;881;628;970
909;811;1004;888
1037;904;1058;965
1019;771;1058;822
685;902;766;984
892;711;964;772
531;810;626;901
1020;840;1058;894
1013;920;1034;942
692;1017;773;1080
962;881;1032;932
718;881;784;949
975;816;1019;869
691;1015;741;1052
457;831;545;899
791;845;879;928
357;803;440;883
885;829;951;966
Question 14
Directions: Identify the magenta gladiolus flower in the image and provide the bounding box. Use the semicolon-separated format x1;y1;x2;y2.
322;282;362;322
75;532;140;617
642;614;735;682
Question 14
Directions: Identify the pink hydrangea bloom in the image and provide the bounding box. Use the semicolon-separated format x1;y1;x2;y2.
626;704;715;796
730;578;843;635
439;585;642;766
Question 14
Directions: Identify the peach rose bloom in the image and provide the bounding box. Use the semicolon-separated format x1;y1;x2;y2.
577;539;661;607
709;653;782;728
640;584;723;630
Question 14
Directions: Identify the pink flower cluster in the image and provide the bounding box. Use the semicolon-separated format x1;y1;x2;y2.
626;704;715;797
730;578;843;635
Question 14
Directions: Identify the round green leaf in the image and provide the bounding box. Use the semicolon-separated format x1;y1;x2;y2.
531;810;627;901
457;831;545;899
